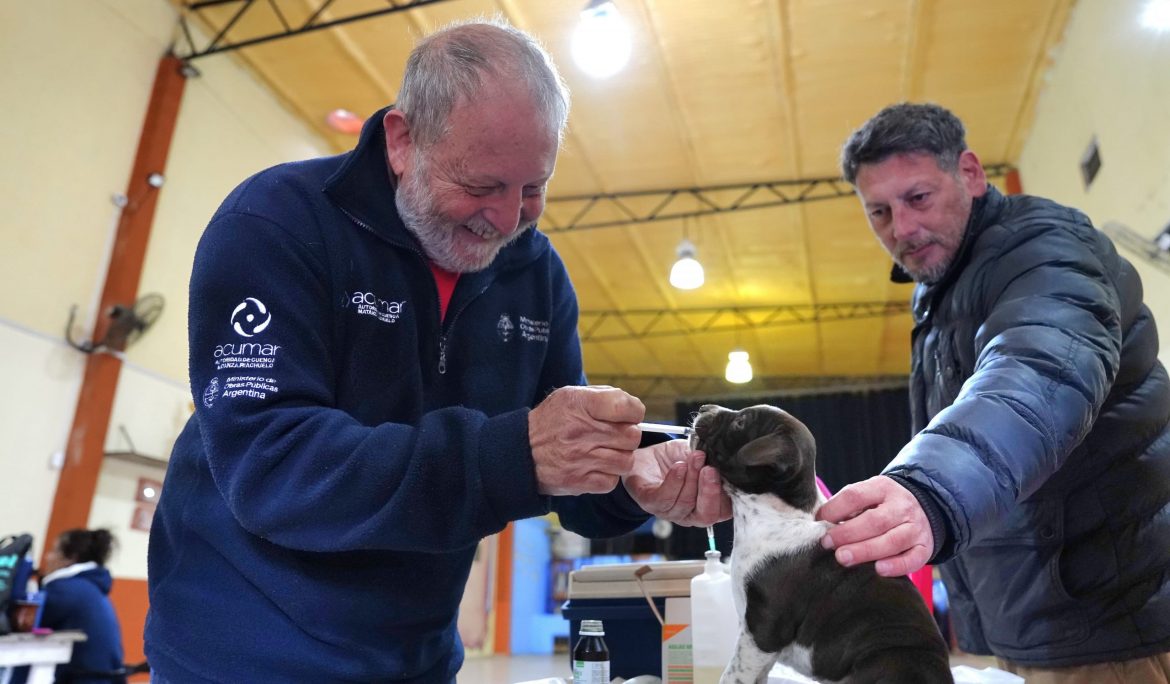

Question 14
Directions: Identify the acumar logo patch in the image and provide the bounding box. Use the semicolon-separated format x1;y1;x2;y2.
232;298;271;337
347;291;406;324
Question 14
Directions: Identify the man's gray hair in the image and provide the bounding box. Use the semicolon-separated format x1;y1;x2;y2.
396;17;571;148
839;103;967;184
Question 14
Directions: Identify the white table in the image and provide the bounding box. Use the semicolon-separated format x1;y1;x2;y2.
0;631;87;684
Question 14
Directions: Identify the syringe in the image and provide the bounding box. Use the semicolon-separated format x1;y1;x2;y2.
639;422;711;553
636;422;694;436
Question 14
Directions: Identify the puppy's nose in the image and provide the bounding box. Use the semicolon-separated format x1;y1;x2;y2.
699;404;718;413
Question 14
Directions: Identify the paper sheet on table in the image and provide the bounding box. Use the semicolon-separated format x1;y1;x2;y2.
767;662;1025;683
951;665;1025;683
512;663;1025;684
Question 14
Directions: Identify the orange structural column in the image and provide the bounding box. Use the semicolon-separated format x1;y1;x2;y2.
493;522;515;654
43;54;187;561
108;578;151;675
1005;167;1023;195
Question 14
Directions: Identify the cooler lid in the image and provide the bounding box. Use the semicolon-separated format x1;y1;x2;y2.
567;559;708;599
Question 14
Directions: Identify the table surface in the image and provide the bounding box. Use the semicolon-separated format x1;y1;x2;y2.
0;632;87;645
0;630;89;684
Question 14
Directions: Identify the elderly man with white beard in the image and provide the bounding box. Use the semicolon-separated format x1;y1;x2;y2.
145;19;730;684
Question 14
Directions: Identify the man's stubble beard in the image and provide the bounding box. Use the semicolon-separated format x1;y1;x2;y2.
895;244;954;284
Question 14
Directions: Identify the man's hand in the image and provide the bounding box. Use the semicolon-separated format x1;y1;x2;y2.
815;475;933;577
623;439;731;527
529;386;644;496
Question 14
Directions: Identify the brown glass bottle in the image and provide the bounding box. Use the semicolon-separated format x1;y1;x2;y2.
572;619;610;684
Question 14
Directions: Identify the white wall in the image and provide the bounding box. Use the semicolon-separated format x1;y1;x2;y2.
0;323;85;550
90;457;167;581
98;366;188;580
0;0;330;570
1018;0;1170;366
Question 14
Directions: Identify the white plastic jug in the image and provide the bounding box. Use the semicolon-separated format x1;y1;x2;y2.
690;550;738;684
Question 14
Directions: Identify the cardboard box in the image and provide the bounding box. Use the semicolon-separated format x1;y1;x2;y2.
662;597;692;684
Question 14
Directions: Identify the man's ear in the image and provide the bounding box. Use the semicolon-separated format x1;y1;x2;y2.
958;149;988;198
383;109;413;177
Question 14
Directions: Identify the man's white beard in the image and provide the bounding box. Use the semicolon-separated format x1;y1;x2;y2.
395;159;533;273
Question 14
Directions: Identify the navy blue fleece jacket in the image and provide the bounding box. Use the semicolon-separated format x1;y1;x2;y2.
145;109;649;683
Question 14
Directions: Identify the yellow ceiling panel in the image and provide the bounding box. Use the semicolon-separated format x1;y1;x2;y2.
788;0;914;177
640;0;797;184
817;318;897;373
751;324;824;375
917;1;1065;163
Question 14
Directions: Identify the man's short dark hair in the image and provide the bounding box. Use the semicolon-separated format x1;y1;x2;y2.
840;103;967;184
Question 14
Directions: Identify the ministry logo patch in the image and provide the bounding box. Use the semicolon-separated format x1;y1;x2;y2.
202;377;220;408
497;314;514;342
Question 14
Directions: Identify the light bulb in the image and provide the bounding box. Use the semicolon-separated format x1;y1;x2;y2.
725;349;753;384
1142;0;1170;30
669;239;704;290
571;0;632;79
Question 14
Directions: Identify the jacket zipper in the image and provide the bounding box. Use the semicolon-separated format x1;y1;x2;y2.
340;207;492;376
436;282;491;375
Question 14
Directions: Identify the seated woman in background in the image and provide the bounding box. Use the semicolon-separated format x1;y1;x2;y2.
37;529;127;684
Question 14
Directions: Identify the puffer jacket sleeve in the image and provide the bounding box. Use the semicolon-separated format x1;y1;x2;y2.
884;208;1122;561
190;209;546;554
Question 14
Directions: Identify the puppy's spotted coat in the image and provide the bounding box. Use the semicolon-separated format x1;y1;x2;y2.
691;404;953;684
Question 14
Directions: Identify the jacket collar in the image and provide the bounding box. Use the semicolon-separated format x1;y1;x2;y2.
322;106;548;275
41;561;101;586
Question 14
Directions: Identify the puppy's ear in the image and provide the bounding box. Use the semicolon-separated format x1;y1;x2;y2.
736;433;790;469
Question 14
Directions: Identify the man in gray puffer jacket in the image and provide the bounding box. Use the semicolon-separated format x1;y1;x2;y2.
817;102;1170;682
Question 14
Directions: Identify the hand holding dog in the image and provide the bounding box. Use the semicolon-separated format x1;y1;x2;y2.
816;475;933;577
529;386;644;496
623;439;731;527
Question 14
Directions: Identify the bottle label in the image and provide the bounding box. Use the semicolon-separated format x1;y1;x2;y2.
572;659;610;684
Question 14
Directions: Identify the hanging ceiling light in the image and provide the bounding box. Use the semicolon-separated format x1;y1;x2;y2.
571;0;633;79
725;349;753;384
1142;0;1170;30
669;238;705;290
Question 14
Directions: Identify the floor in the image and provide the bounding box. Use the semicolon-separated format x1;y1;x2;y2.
457;653;572;683
456;651;999;683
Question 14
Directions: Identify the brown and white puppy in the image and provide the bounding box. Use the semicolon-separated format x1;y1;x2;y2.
691;404;952;684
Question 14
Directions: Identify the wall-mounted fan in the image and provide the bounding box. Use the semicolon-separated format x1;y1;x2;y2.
66;293;165;353
1101;222;1170;276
